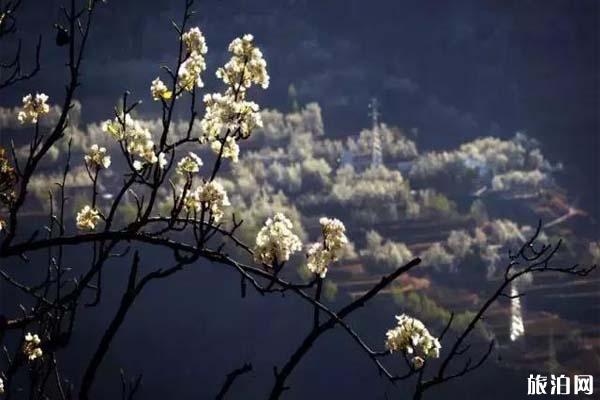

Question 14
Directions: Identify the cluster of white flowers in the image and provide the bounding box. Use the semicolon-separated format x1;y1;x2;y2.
254;213;302;265
176;152;203;175
102;113;134;140
216;34;269;91
177;27;208;92
0;376;3;394
385;314;441;367
306;242;329;278
158;152;168;169
196;181;230;221
102;113;159;170
178;51;207;92
195;34;268;163
210;135;240;163
76;205;100;231
84;144;111;169
200;92;262;160
150;77;173;101
23;332;43;361
183;181;230;221
306;217;348;278
182;27;208;55
126;128;158;170
320;217;348;254
17;93;50;124
200;94;249;136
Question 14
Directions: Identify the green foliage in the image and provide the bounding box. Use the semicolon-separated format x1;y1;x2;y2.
296;263;313;282
469;199;488;223
287;84;299;112
428;192;456;215
230;190;307;246
323;280;338;301
393;290;450;326
392;289;489;338
294;267;337;301
115;200;139;225
452;311;477;333
361;230;413;273
71;193;90;216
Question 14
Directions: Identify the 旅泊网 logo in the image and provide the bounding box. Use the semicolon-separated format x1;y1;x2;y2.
527;374;594;396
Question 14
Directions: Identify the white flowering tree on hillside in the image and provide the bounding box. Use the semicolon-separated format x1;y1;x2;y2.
0;1;594;399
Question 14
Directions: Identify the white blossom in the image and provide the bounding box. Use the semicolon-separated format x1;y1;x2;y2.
412;356;425;369
183;181;230;222
176;152;203;175
319;217;348;255
84;144;111;169
182;27;208;55
385;314;441;365
158;152;168;169
0;376;4;394
125;127;157;167
216;34;269;91
306;242;329;278
150;77;173;101
210;136;239;163
178;26;208;95
23;332;43;361
133;160;144;171
76;205;100;231
178;51;206;92
305;217;348;278
183;188;201;212
17;93;50;124
102;113;159;169
254;213;302;265
200;92;262;141
197;181;230;221
102;113;136;141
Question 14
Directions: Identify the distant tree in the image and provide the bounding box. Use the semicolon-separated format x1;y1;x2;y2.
361;230;413;273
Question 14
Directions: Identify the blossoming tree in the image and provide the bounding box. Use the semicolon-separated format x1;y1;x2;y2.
0;1;594;399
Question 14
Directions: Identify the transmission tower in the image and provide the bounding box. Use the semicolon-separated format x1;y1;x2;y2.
368;98;383;168
509;281;525;341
